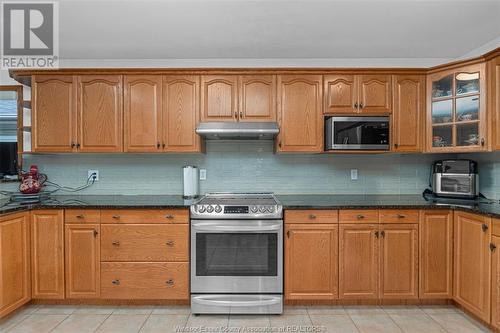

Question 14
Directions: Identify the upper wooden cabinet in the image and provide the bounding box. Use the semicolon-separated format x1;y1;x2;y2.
488;55;500;150
32;75;77;152
426;63;487;152
324;74;391;114
239;75;276;121
392;75;425;152
77;75;123;152
277;75;323;152
0;212;30;318
201;75;238;122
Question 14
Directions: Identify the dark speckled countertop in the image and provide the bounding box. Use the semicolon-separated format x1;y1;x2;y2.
1;194;500;219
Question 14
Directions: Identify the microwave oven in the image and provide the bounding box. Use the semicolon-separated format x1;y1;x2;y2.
325;116;390;150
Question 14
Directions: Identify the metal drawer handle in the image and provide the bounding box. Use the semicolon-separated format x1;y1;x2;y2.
308;214;316;219
76;214;84;219
112;241;120;246
165;214;174;219
397;214;406;219
166;240;175;246
112;279;120;285
112;215;120;219
357;214;365;219
166;279;174;286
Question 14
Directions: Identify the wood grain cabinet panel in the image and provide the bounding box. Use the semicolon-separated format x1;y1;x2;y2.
379;210;419;224
65;209;100;223
339;224;379;299
392;75;424;152
489;55;500;150
65;224;100;298
277;75;323;152
491;232;500;330
163;75;201;152
31;210;65;299
339;210;379;223
358;75;392;113
77;75;123;152
454;211;491;322
32;75;76;152
285;224;338;299
100;209;189;224
201;75;238;122
124;75;162;152
419;210;453;299
0;213;30;318
380;224;418;299
239;75;276;121
285;210;338;224
324;75;357;114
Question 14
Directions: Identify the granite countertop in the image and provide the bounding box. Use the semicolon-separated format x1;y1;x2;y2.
1;194;500;219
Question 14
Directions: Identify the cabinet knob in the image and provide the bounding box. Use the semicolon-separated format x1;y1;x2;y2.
162;143;166;149
166;279;174;286
354;102;358;109
76;143;81;148
481;138;485;146
490;243;497;252
482;223;489;232
394;143;399;149
308;214;316;219
157;142;161;149
278;142;282;148
166;240;175;246
112;241;120;246
374;230;379;238
71;142;76;148
380;230;385;238
359;103;364;109
357;214;365;219
76;214;84;219
112;279;120;285
239;111;243;118
112;215;120;220
93;230;98;237
397;214;406;219
165;214;174;219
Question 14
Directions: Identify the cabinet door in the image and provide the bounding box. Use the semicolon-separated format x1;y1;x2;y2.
201;75;237;122
239;75;276;121
392;75;424;152
419;210;453;299
65;224;100;299
454;211;491;321
32;75;76;152
339;224;379;298
324;75;357;114
31;210;64;299
124;75;162;152
277;75;323;152
380;224;418;298
285;224;338;300
491;234;500;330
358;75;392;114
489;55;500;150
163;75;201;152
77;75;123;152
0;213;30;318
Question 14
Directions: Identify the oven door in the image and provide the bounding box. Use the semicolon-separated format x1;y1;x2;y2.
191;219;283;293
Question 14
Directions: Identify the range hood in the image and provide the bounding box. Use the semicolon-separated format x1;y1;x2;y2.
196;122;279;140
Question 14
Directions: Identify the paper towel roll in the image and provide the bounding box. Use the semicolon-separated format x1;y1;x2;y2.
183;166;199;199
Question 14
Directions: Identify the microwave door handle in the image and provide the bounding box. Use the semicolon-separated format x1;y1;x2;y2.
192;296;282;307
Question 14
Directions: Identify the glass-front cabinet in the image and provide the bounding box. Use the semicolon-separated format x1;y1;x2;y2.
426;63;487;152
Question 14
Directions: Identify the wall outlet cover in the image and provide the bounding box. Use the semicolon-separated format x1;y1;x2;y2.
199;169;207;180
351;169;358;181
88;170;99;181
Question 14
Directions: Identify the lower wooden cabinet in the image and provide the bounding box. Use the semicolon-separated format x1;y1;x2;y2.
491;232;500;330
31;210;65;299
65;224;100;298
454;211;491;322
285;224;338;299
0;212;31;318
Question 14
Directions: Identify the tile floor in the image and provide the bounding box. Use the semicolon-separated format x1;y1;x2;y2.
0;304;492;333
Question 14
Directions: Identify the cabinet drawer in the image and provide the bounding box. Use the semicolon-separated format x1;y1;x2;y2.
379;210;419;223
101;262;188;299
101;209;188;224
339;210;379;223
101;224;188;262
65;210;100;223
285;210;338;224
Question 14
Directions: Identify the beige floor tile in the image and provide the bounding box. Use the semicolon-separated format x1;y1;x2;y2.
389;314;446;333
307;305;346;315
113;306;155;315
382;306;425;315
11;305;41;316
185;314;229;329
73;305;117;315
52;314;109;333
228;315;271;328
419;306;459;315
309;314;359;333
283;306;308;314
429;313;490;333
151;306;191;315
9;314;69;333
269;314;312;327
139;314;190;333
95;314;149;333
349;313;402;333
0;312;29;333
34;305;77;315
345;306;386;316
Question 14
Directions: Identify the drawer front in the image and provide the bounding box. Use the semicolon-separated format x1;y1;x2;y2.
101;224;188;261
101;262;188;300
65;210;100;223
101;209;189;224
379;210;419;224
285;210;338;224
339;210;379;223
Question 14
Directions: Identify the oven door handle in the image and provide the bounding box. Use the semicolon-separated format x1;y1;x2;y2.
192;295;282;307
191;223;281;232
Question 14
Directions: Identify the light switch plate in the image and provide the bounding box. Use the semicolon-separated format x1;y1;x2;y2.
199;169;207;180
350;169;358;181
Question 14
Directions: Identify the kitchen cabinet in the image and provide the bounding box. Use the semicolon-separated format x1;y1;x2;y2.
31;210;65;299
419;210;453;299
392;75;425;152
201;75;238;122
0;212;30;318
32;75;77;152
77;75;123;152
491;228;500;330
454;211;491;322
124;75;162;152
339;224;379;299
277;75;323;152
488;55;500;150
426;63;487;152
65;224;100;298
324;74;391;114
285;224;338;300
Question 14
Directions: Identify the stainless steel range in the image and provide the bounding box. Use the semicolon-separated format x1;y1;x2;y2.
190;192;283;314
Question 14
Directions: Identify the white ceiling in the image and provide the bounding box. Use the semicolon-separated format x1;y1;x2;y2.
58;0;500;62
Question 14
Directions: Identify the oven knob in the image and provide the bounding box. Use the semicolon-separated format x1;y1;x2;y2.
206;205;214;213
267;206;274;213
198;205;206;213
259;206;266;213
215;205;222;213
250;206;258;213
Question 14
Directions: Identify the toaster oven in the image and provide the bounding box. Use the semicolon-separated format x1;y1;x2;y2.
432;160;479;198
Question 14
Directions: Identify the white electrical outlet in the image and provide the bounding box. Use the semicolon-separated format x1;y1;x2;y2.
350;169;358;181
199;169;207;180
88;170;99;181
